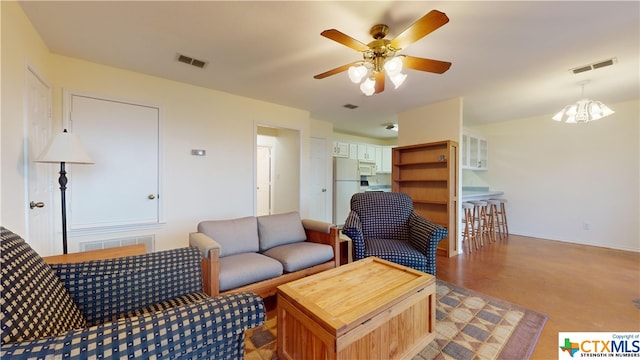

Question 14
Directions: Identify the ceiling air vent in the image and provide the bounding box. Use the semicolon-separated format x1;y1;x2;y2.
343;104;358;109
177;53;208;69
570;58;617;74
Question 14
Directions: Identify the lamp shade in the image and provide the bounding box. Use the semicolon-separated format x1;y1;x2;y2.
35;130;94;164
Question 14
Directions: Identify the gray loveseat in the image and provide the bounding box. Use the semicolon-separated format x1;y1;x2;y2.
189;211;340;298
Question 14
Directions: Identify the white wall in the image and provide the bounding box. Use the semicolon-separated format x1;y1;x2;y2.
469;99;639;252
1;3;333;253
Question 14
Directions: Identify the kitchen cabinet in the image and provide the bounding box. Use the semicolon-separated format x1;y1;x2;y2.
333;141;394;172
332;141;350;158
392;141;459;257
356;143;377;162
461;131;488;170
380;146;393;173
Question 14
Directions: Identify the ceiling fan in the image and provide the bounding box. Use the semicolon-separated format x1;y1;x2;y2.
314;10;452;96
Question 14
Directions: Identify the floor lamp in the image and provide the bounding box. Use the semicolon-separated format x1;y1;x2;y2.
36;129;94;254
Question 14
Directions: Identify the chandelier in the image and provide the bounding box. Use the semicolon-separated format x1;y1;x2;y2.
552;81;614;123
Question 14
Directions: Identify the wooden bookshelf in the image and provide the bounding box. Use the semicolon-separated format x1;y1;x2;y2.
392;141;459;257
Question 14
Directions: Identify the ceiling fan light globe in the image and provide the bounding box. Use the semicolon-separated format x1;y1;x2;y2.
348;65;367;84
384;57;403;76
390;72;407;89
360;77;376;96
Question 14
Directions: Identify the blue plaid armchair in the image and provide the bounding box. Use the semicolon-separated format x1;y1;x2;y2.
0;226;265;359
342;192;448;275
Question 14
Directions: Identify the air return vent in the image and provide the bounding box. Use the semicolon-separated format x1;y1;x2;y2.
177;53;208;69
80;235;155;252
570;58;617;74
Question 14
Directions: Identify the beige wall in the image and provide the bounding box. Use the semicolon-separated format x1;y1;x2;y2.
397;97;463;146
468;99;639;252
1;2;333;254
1;1;53;235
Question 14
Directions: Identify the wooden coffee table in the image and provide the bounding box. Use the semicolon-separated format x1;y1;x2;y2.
277;256;435;360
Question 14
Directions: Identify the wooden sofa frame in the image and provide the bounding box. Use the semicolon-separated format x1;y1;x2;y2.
199;226;340;299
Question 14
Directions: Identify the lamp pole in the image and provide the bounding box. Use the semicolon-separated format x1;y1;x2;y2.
57;161;69;254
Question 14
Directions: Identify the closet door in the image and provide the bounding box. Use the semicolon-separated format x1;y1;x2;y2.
68;93;160;230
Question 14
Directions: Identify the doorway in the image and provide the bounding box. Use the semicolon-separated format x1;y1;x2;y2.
256;125;300;215
256;145;272;216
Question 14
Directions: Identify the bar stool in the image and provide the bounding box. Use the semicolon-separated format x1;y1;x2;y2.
490;198;509;237
469;201;490;246
461;202;478;253
486;199;503;241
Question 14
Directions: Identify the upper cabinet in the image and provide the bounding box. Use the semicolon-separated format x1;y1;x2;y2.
332;141;394;173
356;144;377;162
380;146;393;173
332;141;350;158
461;131;488;170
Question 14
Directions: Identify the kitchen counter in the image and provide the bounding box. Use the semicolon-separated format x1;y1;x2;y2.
461;186;504;201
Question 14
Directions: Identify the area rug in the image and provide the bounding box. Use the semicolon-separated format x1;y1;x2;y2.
244;279;547;360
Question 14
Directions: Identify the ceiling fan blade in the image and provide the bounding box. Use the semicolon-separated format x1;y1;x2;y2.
390;10;449;50
403;55;451;74
375;71;385;93
313;61;361;79
321;29;369;52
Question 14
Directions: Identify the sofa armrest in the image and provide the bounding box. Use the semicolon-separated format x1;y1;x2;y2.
189;232;221;297
302;219;340;267
0;292;266;359
341;211;365;261
189;231;222;258
408;211;448;275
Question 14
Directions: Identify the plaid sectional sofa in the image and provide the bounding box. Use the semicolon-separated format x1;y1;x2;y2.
0;226;265;359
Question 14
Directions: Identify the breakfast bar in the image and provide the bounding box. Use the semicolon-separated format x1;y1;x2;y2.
461;186;504;201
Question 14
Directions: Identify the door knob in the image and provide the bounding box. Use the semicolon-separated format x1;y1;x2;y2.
148;194;156;200
29;201;45;209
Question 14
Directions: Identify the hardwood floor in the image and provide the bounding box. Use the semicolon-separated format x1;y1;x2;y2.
435;234;640;359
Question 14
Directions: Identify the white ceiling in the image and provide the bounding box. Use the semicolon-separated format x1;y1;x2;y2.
19;1;640;139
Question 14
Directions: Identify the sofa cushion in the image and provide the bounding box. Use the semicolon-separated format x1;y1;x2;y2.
219;253;283;291
257;212;307;252
0;227;87;344
198;216;259;257
263;242;334;273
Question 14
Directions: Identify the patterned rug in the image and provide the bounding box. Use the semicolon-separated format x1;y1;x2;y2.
244;279;547;360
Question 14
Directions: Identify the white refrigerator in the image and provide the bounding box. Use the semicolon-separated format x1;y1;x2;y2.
333;158;360;226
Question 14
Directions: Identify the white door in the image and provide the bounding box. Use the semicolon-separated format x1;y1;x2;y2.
26;67;54;255
68;93;160;229
309;137;329;222
256;146;272;216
